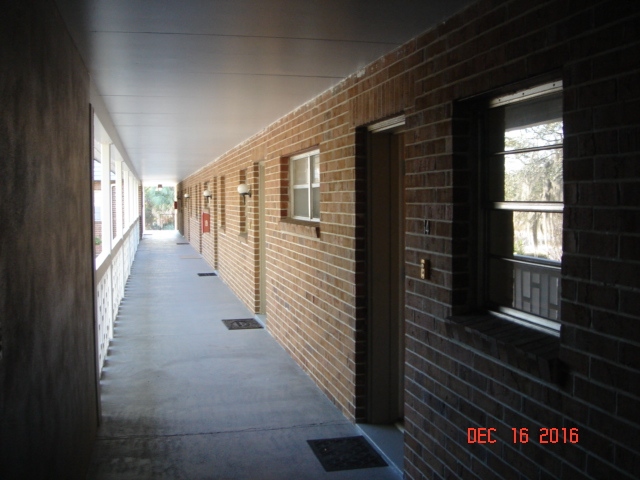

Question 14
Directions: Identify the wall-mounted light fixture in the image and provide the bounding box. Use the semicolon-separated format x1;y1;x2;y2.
203;189;212;204
237;183;252;204
183;193;190;200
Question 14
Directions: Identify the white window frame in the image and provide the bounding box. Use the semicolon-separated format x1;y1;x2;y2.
290;150;320;221
483;81;563;333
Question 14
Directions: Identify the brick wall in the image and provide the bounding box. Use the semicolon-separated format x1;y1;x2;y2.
178;0;639;478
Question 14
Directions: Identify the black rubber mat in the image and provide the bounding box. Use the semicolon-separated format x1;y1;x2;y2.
222;318;263;330
307;436;387;472
197;272;217;276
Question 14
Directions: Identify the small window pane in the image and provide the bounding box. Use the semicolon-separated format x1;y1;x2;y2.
293;158;308;185
489;258;561;321
293;188;309;217
489;210;562;262
311;154;320;184
505;121;563;151
512;211;562;262
503;148;563;202
311;186;320;219
504;95;562;143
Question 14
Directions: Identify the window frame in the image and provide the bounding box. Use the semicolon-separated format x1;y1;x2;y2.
238;170;247;234
480;81;564;333
290;149;320;222
220;176;226;230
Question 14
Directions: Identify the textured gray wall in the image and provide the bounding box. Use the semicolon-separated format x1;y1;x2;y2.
0;1;98;478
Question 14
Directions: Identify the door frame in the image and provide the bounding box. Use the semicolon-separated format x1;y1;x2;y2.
361;115;406;424
258;162;267;316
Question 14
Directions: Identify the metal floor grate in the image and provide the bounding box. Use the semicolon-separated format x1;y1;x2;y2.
307;436;387;472
222;318;263;330
197;272;217;277
176;242;189;244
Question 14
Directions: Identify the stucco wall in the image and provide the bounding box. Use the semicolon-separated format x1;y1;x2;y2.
0;1;97;478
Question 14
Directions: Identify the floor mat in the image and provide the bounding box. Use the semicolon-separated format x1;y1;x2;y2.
222;318;263;330
307;436;388;472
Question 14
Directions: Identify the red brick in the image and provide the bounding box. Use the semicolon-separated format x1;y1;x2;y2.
175;1;640;479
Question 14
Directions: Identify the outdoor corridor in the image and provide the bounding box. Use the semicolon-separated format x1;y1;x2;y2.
86;231;402;480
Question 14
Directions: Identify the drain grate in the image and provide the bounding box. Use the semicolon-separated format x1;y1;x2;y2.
222;318;263;330
197;272;217;277
176;242;189;245
307;436;387;472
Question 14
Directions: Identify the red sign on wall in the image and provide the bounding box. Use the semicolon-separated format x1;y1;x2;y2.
202;210;210;233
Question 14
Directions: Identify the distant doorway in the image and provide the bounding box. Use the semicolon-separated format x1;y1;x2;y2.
144;186;176;232
365;117;405;425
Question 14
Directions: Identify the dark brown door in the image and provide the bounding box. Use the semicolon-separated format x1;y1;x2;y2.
367;127;405;424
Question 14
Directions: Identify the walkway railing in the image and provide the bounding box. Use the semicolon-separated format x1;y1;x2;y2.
95;221;140;374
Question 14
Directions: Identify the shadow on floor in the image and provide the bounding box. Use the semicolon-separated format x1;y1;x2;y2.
87;231;402;480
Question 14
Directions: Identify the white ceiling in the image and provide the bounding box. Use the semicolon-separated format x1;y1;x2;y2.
54;0;473;184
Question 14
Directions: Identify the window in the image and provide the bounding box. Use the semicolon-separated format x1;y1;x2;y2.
213;177;218;227
290;150;320;221
239;170;247;233
482;81;563;331
220;176;226;229
196;184;200;217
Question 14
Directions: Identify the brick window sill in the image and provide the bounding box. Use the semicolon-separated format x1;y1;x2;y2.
278;218;320;238
445;313;563;384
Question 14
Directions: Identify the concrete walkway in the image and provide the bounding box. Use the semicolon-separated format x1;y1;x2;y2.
87;231;402;480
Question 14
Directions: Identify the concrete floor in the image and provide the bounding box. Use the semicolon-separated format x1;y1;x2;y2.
87;231;402;480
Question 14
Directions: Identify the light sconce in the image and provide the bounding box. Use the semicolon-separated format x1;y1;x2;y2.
203;189;212;204
183;193;190;200
237;183;252;204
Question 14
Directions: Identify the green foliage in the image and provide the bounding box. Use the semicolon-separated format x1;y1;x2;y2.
145;187;175;229
145;187;174;212
504;122;563;261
